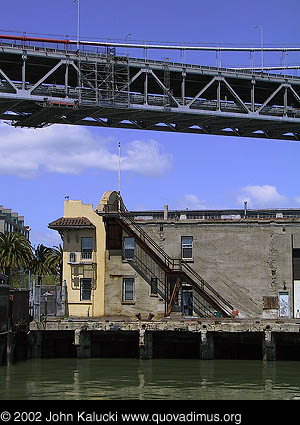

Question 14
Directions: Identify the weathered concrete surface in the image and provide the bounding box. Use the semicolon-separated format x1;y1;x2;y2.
29;317;300;334
139;328;153;360
74;328;91;358
28;318;300;361
263;328;276;361
139;219;298;318
104;250;165;319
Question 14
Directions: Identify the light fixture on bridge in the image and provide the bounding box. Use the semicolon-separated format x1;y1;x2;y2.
254;24;264;70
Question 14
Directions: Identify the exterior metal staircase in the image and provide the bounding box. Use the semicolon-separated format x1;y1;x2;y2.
103;198;234;318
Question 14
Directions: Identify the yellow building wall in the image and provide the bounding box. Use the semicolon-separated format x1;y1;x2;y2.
63;200;106;317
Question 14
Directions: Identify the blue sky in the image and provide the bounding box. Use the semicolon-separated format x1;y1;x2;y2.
0;0;300;247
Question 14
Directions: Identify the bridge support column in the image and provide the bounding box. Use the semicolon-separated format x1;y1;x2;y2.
200;330;214;360
263;329;276;361
75;328;91;359
139;327;153;360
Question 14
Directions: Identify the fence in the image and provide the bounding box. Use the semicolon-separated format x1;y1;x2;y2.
30;280;67;322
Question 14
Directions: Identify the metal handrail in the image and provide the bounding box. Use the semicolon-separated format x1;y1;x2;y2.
118;199;177;270
181;262;233;310
192;293;215;317
128;255;165;300
116;196;233;314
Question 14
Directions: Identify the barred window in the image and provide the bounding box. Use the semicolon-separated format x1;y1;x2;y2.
80;278;92;301
151;277;158;295
123;278;134;301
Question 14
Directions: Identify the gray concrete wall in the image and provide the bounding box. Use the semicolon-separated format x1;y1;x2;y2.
104;250;165;319
138;220;299;318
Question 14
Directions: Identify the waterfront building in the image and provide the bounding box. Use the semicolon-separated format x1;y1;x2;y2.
48;191;300;320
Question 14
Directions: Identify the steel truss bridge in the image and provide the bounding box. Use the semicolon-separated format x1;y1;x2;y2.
1;34;300;140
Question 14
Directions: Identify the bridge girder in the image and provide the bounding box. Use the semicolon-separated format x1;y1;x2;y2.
0;41;300;141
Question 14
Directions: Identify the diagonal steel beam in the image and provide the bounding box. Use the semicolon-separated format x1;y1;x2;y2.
0;68;17;92
120;68;144;91
223;78;249;112
29;61;66;94
149;70;180;107
289;85;300;104
187;77;217;107
257;84;284;113
0;100;22;114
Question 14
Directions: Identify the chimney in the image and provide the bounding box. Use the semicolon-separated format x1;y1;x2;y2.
244;201;248;218
164;205;168;220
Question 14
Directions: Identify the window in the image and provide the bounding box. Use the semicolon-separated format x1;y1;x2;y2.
123;278;134;301
293;249;300;280
123;237;135;260
69;252;76;263
80;278;92;301
182;236;193;259
150;277;158;295
81;237;93;259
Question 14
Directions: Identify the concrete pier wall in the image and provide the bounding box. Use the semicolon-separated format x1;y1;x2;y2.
25;318;300;362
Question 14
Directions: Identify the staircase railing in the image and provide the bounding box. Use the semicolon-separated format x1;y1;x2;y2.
128;254;166;300
102;196;234;316
117;197;233;315
192;291;218;317
181;262;233;312
118;204;179;271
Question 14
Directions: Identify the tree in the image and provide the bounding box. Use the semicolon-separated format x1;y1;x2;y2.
31;244;53;285
45;244;63;285
0;232;33;283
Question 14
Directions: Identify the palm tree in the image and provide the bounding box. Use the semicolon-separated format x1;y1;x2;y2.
0;232;33;283
45;244;63;285
31;244;53;285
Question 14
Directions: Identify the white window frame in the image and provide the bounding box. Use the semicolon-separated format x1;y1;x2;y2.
69;252;76;263
81;237;93;259
181;236;193;260
123;237;135;260
122;277;135;302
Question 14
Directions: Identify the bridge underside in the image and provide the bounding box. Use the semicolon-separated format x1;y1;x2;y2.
1;40;300;140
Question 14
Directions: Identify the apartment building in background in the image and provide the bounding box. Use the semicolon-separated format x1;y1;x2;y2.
0;205;30;239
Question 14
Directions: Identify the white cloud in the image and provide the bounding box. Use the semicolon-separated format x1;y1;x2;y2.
237;185;287;208
179;194;207;210
0;123;172;178
30;229;62;248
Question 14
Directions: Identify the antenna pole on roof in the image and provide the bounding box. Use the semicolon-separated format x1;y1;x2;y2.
118;142;121;194
118;142;121;212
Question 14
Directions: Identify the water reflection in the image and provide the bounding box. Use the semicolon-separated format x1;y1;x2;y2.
1;358;300;399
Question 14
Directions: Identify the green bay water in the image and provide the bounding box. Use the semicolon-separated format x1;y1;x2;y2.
1;358;300;400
